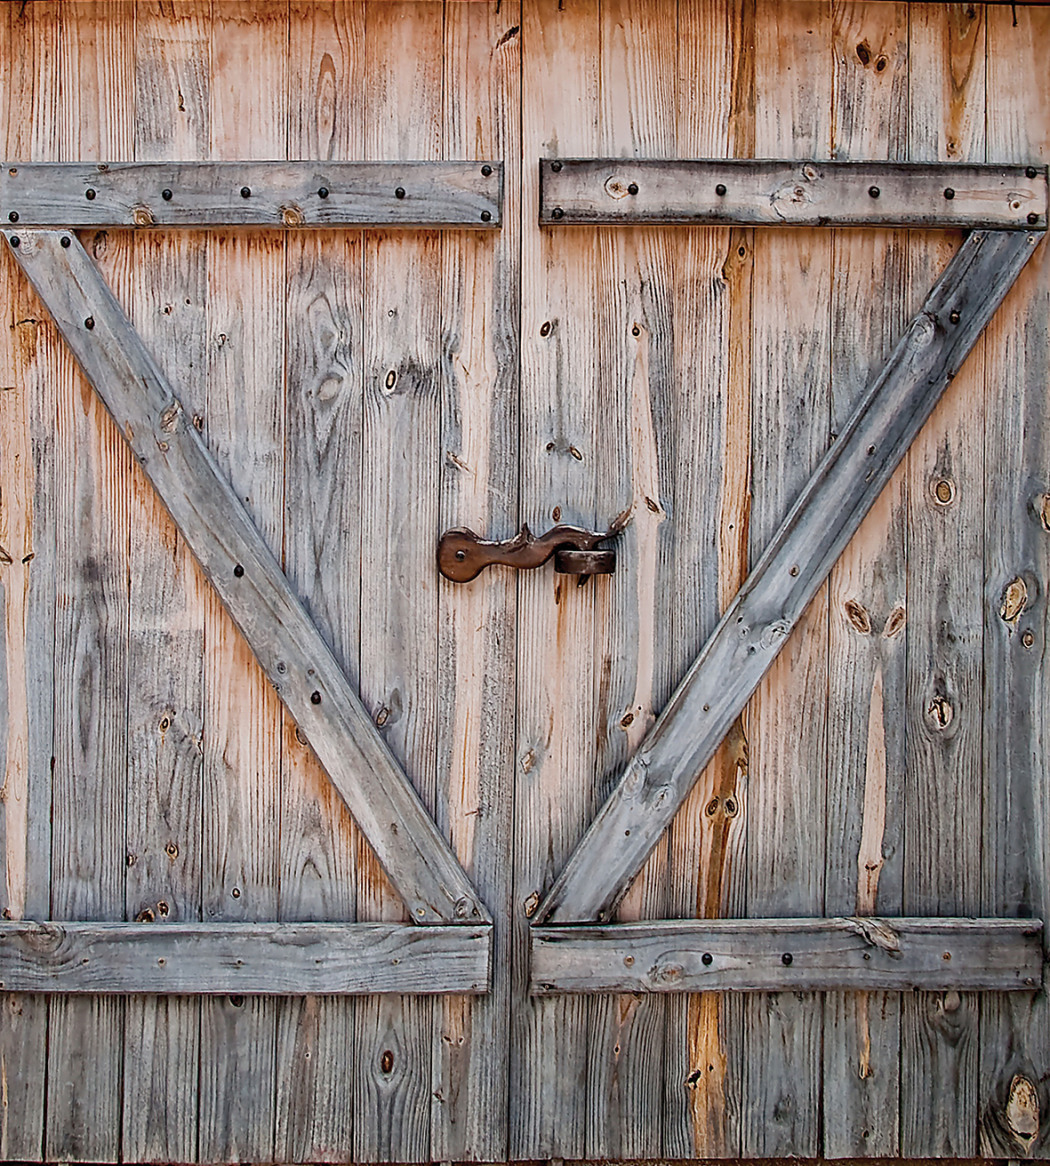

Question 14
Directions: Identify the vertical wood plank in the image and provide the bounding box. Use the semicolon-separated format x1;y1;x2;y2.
0;4;61;1158
586;0;675;1155
979;6;1050;1158
900;5;985;1154
432;1;518;1158
197;4;287;1159
274;3;363;1160
355;3;442;1159
664;0;754;1155
513;0;599;1154
823;2;909;1157
743;1;832;1156
121;4;210;1159
45;5;136;1159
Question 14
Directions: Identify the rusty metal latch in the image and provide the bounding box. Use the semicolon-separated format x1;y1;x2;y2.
438;521;623;582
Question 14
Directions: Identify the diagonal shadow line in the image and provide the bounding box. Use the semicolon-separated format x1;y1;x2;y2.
4;227;490;927
537;226;1044;926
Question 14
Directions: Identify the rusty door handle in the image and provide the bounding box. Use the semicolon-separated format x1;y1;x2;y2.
438;523;619;582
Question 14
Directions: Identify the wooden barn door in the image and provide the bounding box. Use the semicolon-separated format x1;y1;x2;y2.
1;2;1049;1164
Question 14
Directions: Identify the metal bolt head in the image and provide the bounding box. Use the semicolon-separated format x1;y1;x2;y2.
310;690;322;705
162;188;173;201
61;236;71;247
481;164;493;177
552;206;564;220
1022;630;1035;649
701;952;713;966
7;211;18;222
1028;213;1040;225
550;160;563;173
1026;166;1038;179
480;209;492;222
395;187;406;200
949;310;961;325
8;236;19;248
240;186;251;199
317;186;329;199
944;187;955;200
233;564;244;578
85;188;96;200
868;185;880;199
84;317;95;330
781;952;793;966
715;183;727;196
627;182;639;195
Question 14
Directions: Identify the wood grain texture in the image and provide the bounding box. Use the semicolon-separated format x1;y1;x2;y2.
540;159;1045;228
530;917;1043;993
513;0;600;1155
45;6;135;1160
979;6;1050;1158
354;4;443;1159
432;0;519;1157
0;160;503;228
275;6;363;1158
0;4;61;1159
0;921;492;993
121;5;209;1158
823;3;908;1156
900;5;985;1155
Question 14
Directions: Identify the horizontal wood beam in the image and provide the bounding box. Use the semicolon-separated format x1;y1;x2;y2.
540;160;1047;228
1;161;502;228
537;228;1044;925
530;918;1043;994
0;922;492;995
5;229;489;926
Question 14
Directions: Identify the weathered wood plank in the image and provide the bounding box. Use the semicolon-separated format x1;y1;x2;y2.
535;226;1040;928
120;4;210;1159
0;4;60;1158
979;6;1050;1158
274;7;364;1160
354;3;444;1160
822;3;908;1157
0;160;502;228
431;0;519;1158
44;6;135;1159
540;159;1046;228
900;6;986;1155
4;228;487;927
662;3;754;1156
530;918;1043;994
512;0;600;1155
0;921;492;994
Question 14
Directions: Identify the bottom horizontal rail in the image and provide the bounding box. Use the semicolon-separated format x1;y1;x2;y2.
529;917;1043;994
0;921;492;995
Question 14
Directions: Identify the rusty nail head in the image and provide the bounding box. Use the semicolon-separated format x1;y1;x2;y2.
552;207;564;219
949;310;961;324
715;183;727;196
9;236;19;247
782;952;793;965
944;187;955;200
311;690;322;705
627;182;639;195
162;188;173;201
61;236;71;247
1026;166;1038;179
85;188;96;200
233;564;244;577
84;317;95;330
551;160;563;172
702;952;713;966
481;164;493;177
1028;213;1040;225
395;187;406;199
318;186;329;199
869;185;880;198
481;210;492;222
7;211;17;222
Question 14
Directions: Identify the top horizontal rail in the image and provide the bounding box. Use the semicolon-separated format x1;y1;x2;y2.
540;159;1048;229
0;161;502;228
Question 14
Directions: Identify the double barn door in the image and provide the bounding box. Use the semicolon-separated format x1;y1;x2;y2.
1;1;1048;1162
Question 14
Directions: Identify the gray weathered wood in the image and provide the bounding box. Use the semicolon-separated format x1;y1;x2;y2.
4;227;489;928
530;918;1043;994
0;160;502;228
0;921;492;994
540;159;1046;227
537;226;1042;927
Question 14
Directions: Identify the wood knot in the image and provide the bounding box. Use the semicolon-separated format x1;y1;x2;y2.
882;604;906;639
1005;1074;1040;1143
604;175;631;200
1000;576;1028;623
926;694;954;730
1038;493;1050;532
931;476;956;506
131;204;155;226
844;598;872;634
280;203;305;227
380;1049;395;1074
